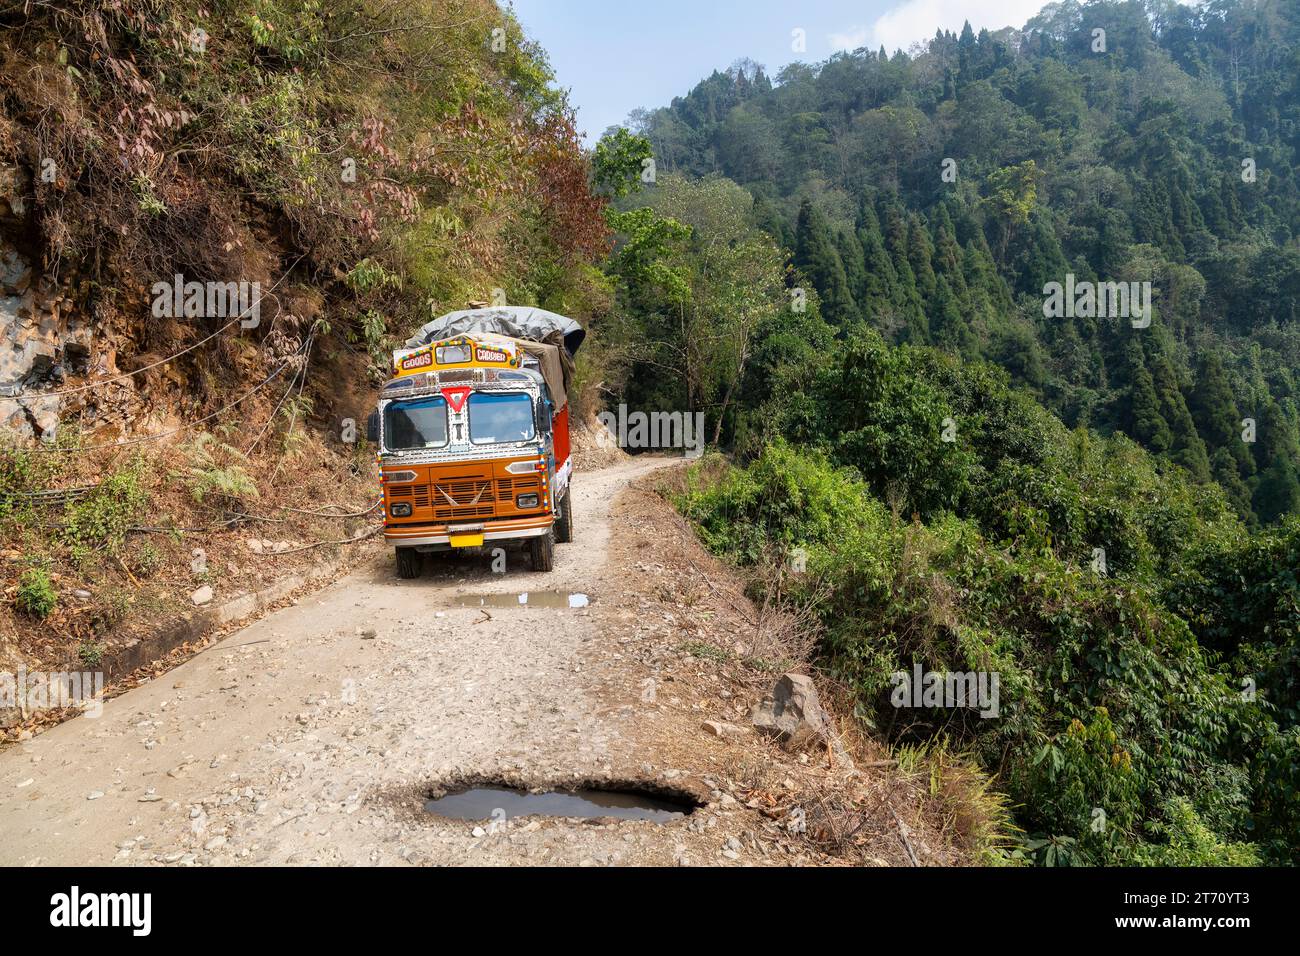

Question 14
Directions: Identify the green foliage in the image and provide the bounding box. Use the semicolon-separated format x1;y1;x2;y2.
61;458;150;558
676;330;1291;864
185;433;259;505
593;127;653;199
0;442;57;523
346;259;402;295
126;542;163;579
244;0;326;64
15;568;57;619
606;175;794;443
1165;517;1300;728
77;640;105;668
678;443;887;564
1131;799;1260;867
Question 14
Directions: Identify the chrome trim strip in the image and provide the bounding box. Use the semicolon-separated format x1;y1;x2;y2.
386;526;548;547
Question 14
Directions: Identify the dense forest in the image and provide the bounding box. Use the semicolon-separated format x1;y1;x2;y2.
589;0;1300;865
629;0;1300;527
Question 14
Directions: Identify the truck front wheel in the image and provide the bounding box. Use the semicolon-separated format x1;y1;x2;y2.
555;489;573;543
395;547;422;579
529;530;555;572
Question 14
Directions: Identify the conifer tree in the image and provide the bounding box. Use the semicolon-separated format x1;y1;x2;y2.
1189;352;1255;477
836;228;869;322
1130;362;1173;452
907;214;938;302
794;199;857;327
1150;351;1211;481
856;201;898;314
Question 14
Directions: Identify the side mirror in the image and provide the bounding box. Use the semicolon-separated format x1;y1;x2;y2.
366;409;380;444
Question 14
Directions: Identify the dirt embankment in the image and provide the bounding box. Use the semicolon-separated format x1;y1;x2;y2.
0;455;970;867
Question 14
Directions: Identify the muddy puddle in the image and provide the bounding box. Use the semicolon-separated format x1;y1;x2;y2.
455;591;591;609
424;785;693;823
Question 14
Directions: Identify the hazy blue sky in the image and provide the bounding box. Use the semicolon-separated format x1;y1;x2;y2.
509;0;1053;141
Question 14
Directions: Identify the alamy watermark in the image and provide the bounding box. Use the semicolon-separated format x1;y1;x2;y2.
1;668;104;718
1043;274;1151;328
890;664;1000;718
596;404;705;458
151;274;261;328
50;886;150;936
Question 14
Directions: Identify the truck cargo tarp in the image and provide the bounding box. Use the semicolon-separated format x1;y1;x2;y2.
406;307;585;357
406;307;582;411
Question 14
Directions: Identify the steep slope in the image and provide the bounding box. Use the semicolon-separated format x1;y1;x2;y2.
0;0;612;690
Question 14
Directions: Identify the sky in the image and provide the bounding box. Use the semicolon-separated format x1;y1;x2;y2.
509;0;1053;141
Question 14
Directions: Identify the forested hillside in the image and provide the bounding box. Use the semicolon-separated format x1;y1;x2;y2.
589;0;1300;866
634;0;1300;526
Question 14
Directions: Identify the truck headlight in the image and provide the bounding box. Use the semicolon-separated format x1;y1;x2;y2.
390;502;413;517
516;493;539;509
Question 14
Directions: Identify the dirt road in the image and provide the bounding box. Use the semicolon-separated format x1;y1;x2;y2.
0;455;831;867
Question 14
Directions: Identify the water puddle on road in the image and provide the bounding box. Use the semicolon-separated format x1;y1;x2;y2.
454;590;591;609
424;785;693;824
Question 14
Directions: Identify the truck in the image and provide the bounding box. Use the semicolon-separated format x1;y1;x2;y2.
366;306;583;578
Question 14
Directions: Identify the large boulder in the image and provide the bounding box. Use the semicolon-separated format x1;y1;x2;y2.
750;673;834;751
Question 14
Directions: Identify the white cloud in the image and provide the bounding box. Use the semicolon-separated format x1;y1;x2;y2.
831;0;1048;55
828;25;872;53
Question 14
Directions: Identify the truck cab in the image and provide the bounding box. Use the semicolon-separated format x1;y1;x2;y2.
368;332;574;577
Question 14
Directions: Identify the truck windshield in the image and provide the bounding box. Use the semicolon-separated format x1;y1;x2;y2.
468;392;535;444
383;396;448;450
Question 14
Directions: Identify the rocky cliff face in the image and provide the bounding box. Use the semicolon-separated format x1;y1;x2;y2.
0;163;92;443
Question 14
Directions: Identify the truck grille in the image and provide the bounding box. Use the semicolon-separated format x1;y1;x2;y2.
387;474;544;520
431;478;495;519
387;484;432;508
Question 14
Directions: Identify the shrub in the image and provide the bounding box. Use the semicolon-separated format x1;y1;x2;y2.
16;568;57;619
185;433;258;505
77;641;104;668
61;458;150;556
1130;799;1260;866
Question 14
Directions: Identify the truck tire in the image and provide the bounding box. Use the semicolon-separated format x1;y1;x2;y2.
555;488;574;543
396;546;422;579
529;530;555;572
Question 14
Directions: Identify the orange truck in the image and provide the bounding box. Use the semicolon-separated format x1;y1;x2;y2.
366;307;582;578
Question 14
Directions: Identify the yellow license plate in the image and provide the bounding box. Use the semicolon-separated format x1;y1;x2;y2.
449;533;484;548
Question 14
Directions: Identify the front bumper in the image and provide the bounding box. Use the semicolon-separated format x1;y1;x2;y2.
384;515;552;548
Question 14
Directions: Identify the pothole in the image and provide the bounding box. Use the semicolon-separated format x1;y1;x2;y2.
424;784;697;824
454;590;591;609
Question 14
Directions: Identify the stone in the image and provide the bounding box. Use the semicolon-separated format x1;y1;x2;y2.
191;586;214;606
702;720;744;739
24;395;58;442
0;398;31;439
749;673;833;751
0;245;30;294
